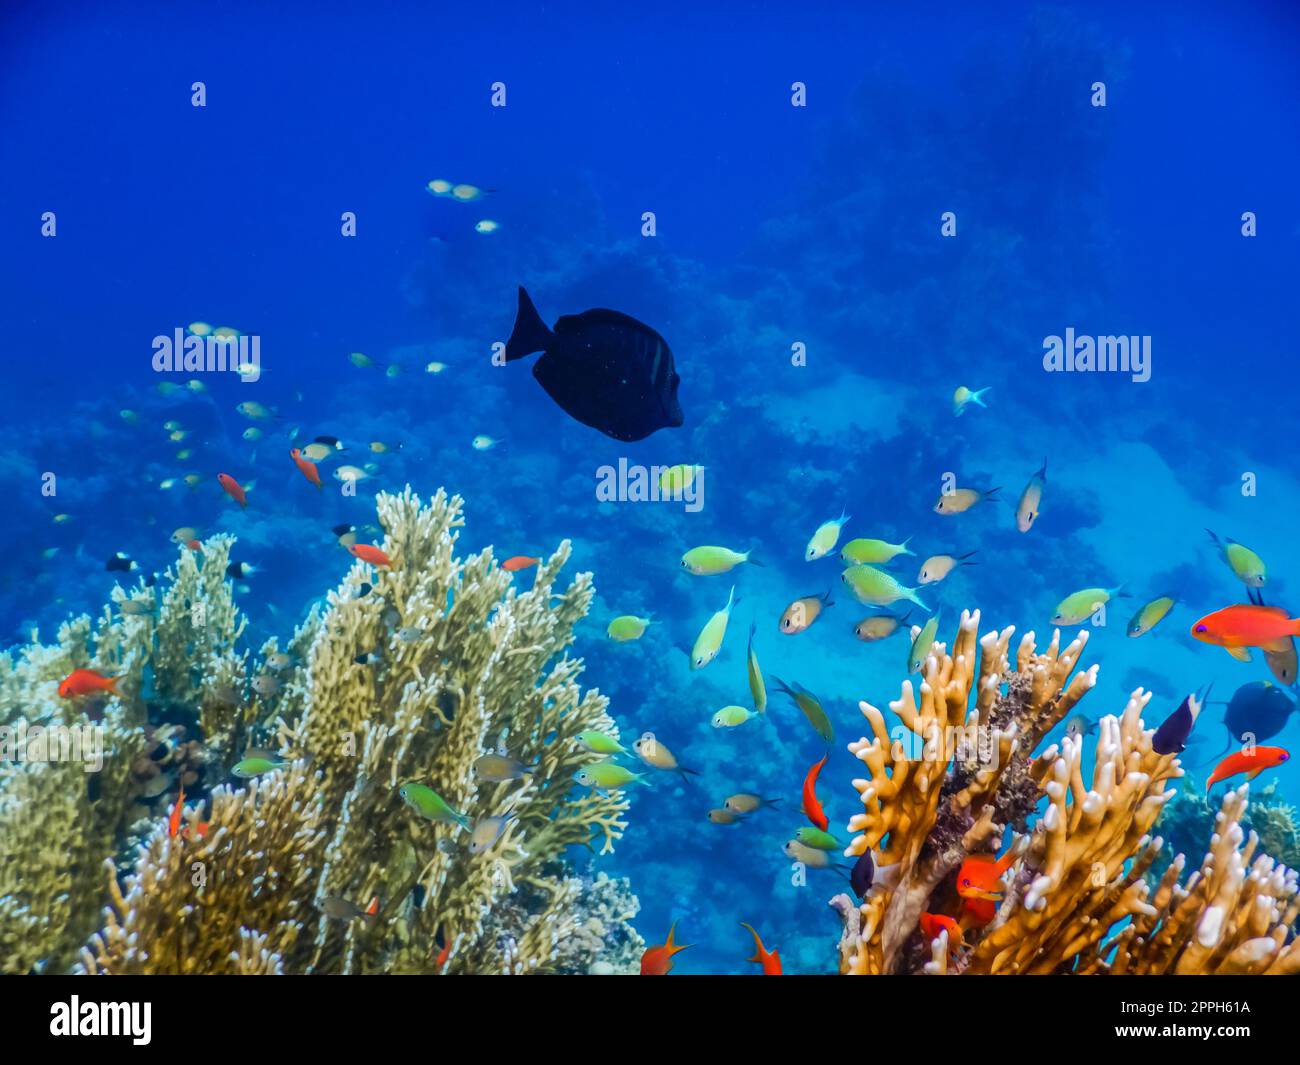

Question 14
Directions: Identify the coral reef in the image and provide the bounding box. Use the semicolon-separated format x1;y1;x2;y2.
1;486;639;975
832;610;1300;975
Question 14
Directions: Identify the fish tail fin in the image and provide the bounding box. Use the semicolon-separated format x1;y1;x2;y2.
745;550;764;567
106;675;123;696
973;387;991;406
959;550;979;564
907;589;930;612
984;487;1002;501
838;509;851;526
739;922;763;962
505;287;553;361
677;766;701;786
899;536;915;556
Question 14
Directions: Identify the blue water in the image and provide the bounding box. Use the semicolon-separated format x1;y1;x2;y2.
2;1;1299;974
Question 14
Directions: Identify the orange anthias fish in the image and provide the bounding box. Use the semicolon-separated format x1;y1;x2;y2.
1192;605;1300;658
217;472;247;509
957;844;1018;925
739;922;783;975
290;448;323;488
502;555;540;572
180;821;209;842
349;543;393;568
185;539;202;551
57;668;120;699
640;921;691;975
168;785;185;838
802;754;829;832
918;912;965;958
1206;746;1290;792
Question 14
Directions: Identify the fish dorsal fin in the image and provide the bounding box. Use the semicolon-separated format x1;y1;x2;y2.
558;307;653;335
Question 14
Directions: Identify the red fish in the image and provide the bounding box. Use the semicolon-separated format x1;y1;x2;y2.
289;448;323;488
1192;605;1300;654
180;821;209;842
185;539;202;551
217;472;247;509
1206;746;1290;792
739;922;782;975
802;754;829;832
640;921;691;975
434;926;451;971
349;543;392;568
502;555;540;572
168;785;185;838
58;668;120;699
918;912;965;958
957;844;1018;925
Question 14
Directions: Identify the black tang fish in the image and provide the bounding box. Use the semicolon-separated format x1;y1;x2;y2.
504;287;683;441
850;850;874;899
1152;688;1205;756
1223;681;1296;747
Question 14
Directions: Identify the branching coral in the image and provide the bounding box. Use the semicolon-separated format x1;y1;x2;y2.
832;609;1299;975
66;486;636;976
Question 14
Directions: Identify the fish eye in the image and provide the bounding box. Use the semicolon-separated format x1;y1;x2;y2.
1195;624;1208;633
961;878;970;887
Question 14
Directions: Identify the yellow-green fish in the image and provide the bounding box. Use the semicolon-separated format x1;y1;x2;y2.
425;360;448;374
658;464;703;495
723;793;781;815
576;730;629;757
712;705;757;729
398;782;471;828
746;623;766;714
236;401;275;421
917;552;977;585
575;762;649;790
681;545;758;575
119;409;139;425
231;756;286;779
425;178;453;196
779;590;833;635
1127;595;1177;637
1051;586;1126;627
840;537;913;565
474;219;500;235
852;613;909;642
806;510;850;561
933;486;1000;515
794;826;841;850
1206;530;1266;589
690;585;735;670
242;427;263;442
952;385;991;416
386;363;404;378
770;676;833;742
1016;460;1047;532
841;565;928;610
350;352;373;368
908;614;941;674
607;615;651;642
782;839;842;869
187;321;213;337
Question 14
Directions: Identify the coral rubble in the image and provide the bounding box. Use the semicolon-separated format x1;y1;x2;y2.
832;610;1300;975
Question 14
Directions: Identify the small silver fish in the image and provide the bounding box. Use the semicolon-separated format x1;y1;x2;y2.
472;753;534;782
251;674;282;697
468;814;515;855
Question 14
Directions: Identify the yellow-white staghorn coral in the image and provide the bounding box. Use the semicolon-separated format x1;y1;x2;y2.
832;609;1299;975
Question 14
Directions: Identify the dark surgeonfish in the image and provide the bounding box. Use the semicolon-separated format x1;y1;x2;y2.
1201;681;1299;764
504;287;684;441
1151;687;1206;756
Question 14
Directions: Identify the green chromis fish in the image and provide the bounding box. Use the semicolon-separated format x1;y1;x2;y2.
841;565;928;611
712;705;757;728
840;536;913;565
1016;460;1047;532
690;585;735;670
231;756;285;779
853;613;909;642
1062;713;1096;741
607;615;652;642
1051;586;1126;627
779;590;833;635
917;552;977;585
908;614;941;674
770;676;833;743
747;623;767;714
632;733;700;783
1206;530;1266;588
805;510;850;561
933;486;1000;515
575;730;630;757
398;783;471;829
794;826;842;851
658;464;704;495
574;762;649;790
681;545;760;575
723;794;781;815
1127;595;1177;638
952;385;991;416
